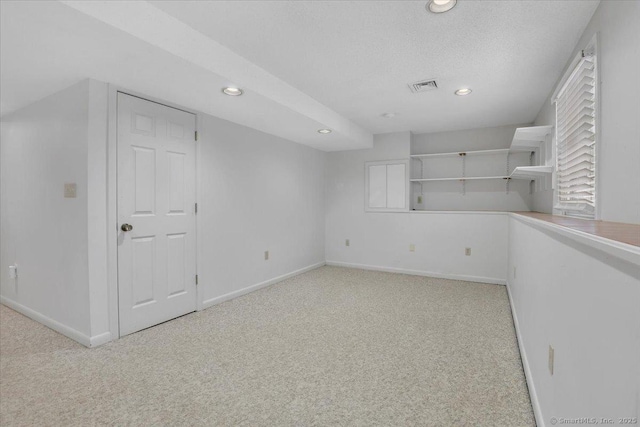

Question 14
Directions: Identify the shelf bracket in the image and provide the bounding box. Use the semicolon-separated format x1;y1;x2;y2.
506;153;511;194
460;153;466;196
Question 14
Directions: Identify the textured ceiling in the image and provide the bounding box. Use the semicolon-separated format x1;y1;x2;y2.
152;0;599;134
0;1;371;150
1;1;599;150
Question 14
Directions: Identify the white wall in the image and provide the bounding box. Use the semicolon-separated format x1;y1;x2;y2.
533;0;640;223
0;80;93;339
197;114;326;306
1;81;326;344
325;132;508;284
508;216;640;426
411;123;529;154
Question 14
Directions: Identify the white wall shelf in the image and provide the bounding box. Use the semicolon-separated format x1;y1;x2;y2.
411;176;510;182
410;149;510;159
509;166;553;180
409;125;549;211
509;125;553;152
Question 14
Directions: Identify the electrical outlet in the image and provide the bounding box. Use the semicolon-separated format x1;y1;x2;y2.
64;183;77;198
264;250;269;261
548;345;554;375
465;247;471;256
9;265;17;279
345;239;350;247
409;244;415;252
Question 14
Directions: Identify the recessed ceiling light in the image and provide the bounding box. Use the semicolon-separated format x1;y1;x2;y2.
382;112;396;118
222;87;243;96
317;129;332;134
455;88;472;96
427;0;457;14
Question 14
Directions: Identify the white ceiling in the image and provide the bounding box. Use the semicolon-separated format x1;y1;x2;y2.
152;0;599;135
1;1;599;151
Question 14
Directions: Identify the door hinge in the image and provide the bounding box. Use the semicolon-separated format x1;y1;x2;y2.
195;131;198;141
195;274;199;285
195;203;198;214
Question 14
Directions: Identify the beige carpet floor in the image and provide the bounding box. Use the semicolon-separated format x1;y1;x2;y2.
0;266;534;426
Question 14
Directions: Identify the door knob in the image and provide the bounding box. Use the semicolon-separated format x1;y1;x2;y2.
121;223;133;232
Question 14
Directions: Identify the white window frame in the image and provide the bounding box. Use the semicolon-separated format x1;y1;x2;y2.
552;35;600;219
364;159;410;212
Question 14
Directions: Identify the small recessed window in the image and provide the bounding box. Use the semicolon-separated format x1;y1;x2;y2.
365;160;409;212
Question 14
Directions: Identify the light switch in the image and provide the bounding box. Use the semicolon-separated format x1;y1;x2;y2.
64;183;77;198
9;265;17;279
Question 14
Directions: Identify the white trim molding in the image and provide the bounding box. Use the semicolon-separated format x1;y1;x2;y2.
325;261;506;285
1;296;93;347
89;331;113;347
201;262;326;309
506;284;545;427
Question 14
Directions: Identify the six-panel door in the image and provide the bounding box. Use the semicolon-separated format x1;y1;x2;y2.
117;93;197;336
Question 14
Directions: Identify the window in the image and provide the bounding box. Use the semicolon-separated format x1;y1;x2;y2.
554;44;597;218
365;160;409;212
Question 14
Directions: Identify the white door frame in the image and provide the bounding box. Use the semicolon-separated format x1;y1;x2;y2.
106;85;201;340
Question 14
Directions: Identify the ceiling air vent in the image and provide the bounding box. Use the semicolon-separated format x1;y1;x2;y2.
409;79;438;93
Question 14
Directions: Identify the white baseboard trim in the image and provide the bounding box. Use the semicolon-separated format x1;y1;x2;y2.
506;283;544;427
0;296;92;347
201;261;326;310
325;261;505;285
89;331;113;347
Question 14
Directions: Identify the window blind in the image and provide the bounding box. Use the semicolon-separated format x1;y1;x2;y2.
555;52;596;217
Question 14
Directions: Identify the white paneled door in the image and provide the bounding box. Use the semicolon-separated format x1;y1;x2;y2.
117;93;197;336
